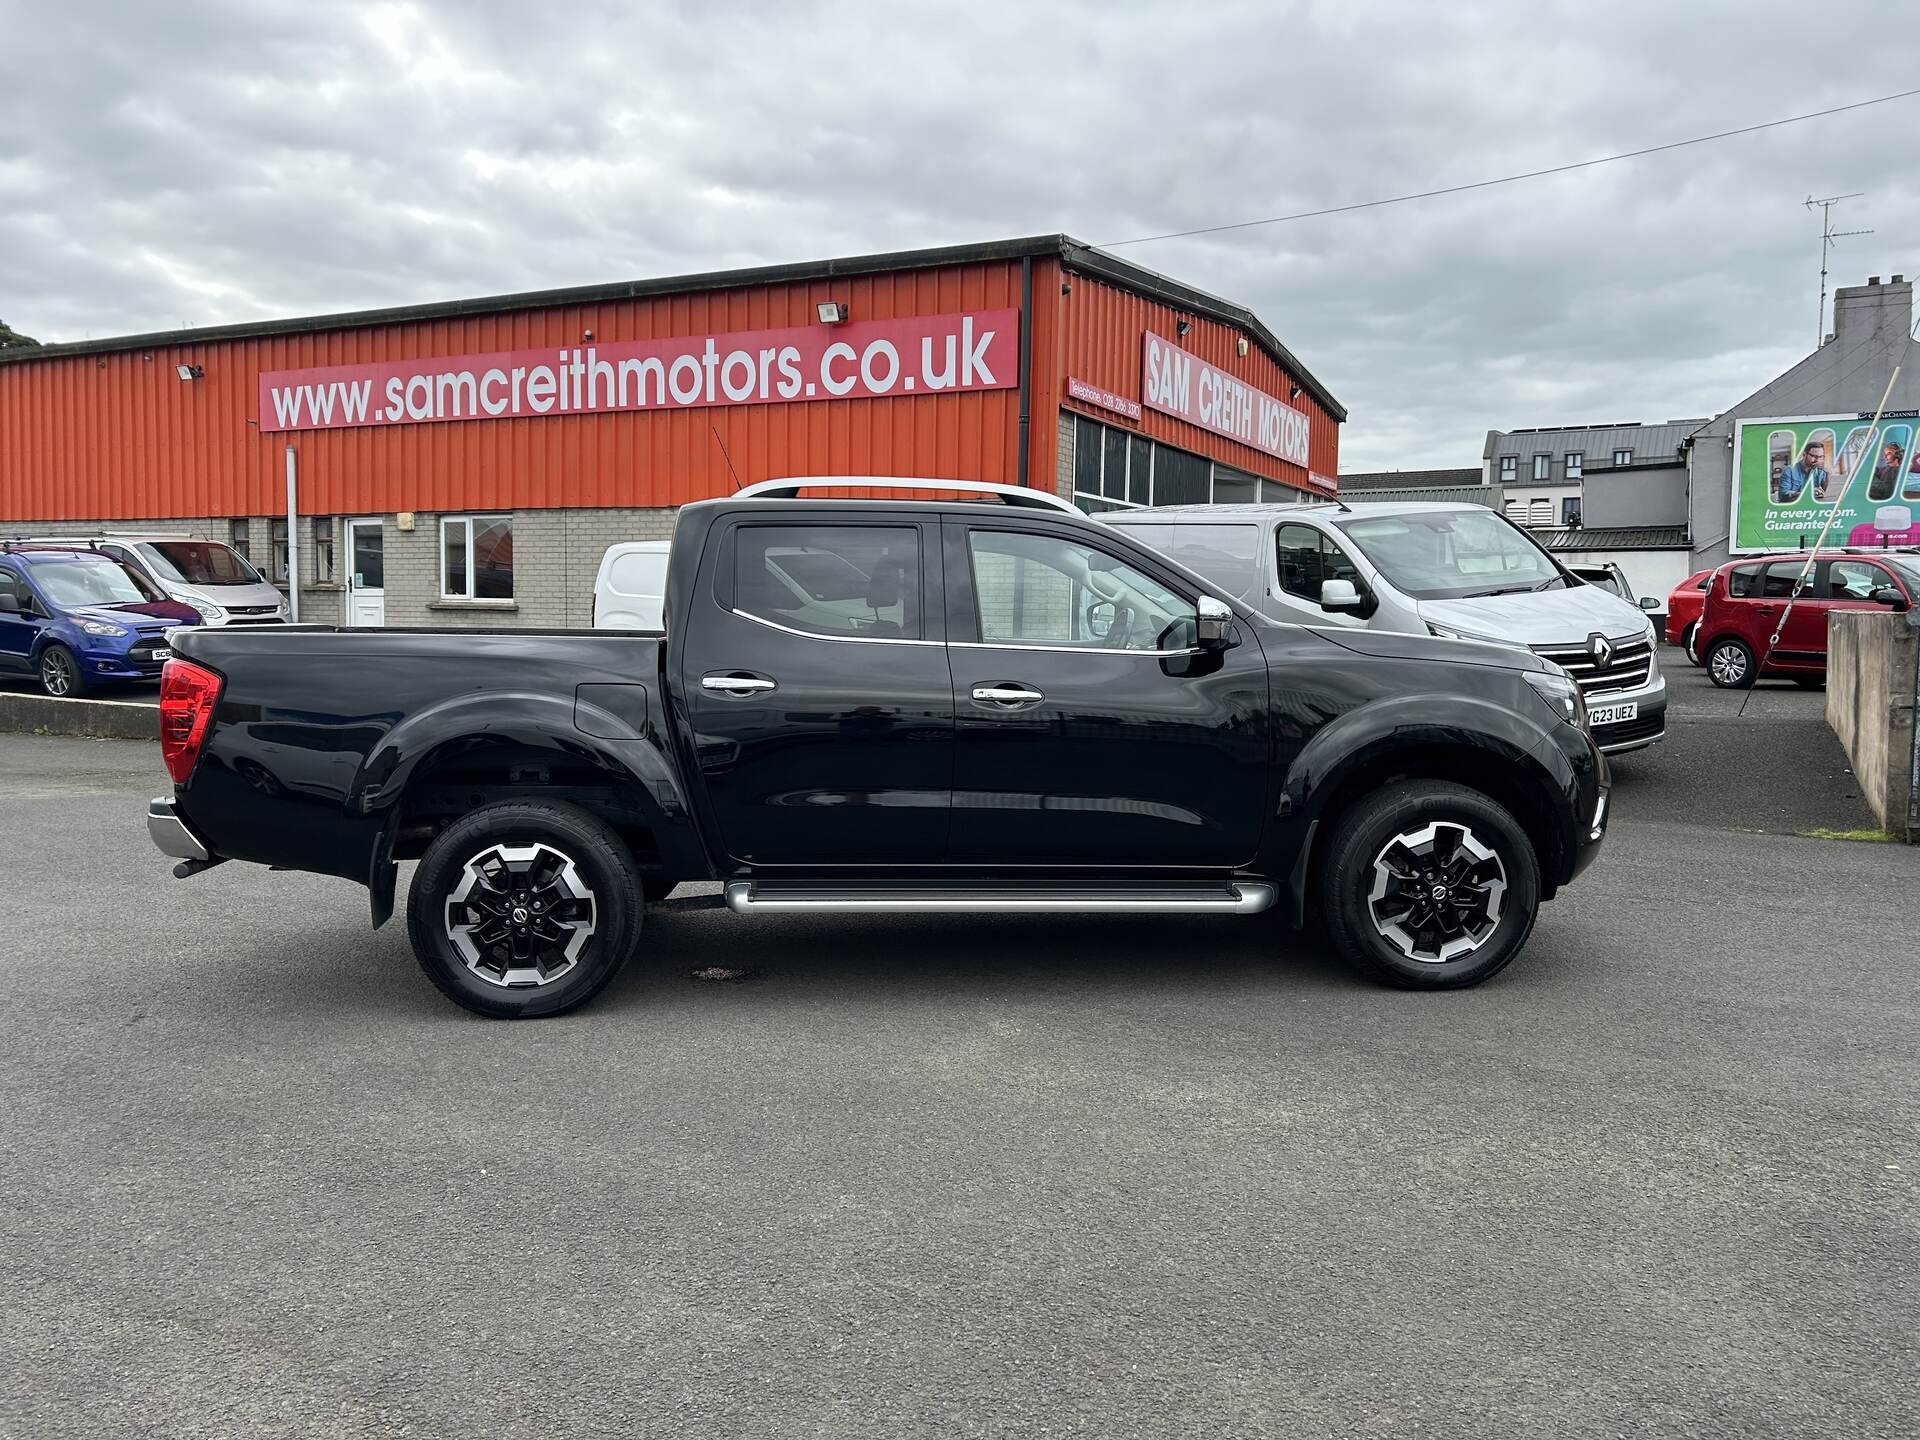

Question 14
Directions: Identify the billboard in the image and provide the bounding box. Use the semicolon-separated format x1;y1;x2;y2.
1731;412;1920;551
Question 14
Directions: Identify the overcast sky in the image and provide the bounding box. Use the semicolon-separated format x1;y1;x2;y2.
2;0;1915;471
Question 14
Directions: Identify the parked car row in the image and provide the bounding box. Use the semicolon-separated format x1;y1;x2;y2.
0;545;202;695
1680;549;1918;689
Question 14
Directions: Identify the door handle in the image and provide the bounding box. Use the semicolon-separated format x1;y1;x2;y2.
702;674;777;695
972;684;1044;705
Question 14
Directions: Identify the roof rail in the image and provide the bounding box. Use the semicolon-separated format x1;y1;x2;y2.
733;476;1083;515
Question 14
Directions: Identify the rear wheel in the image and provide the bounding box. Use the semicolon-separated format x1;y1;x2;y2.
406;800;642;1018
1705;637;1756;689
37;644;89;698
1318;780;1540;990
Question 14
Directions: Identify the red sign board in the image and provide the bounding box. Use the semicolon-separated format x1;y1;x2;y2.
1140;332;1311;467
1310;471;1338;496
1064;375;1142;421
259;310;1018;433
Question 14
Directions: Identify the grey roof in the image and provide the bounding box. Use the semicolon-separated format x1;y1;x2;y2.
1528;525;1690;551
0;233;1347;421
1337;467;1482;491
1484;420;1696;467
1336;484;1503;508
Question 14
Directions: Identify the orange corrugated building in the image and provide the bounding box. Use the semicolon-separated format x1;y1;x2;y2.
0;235;1343;627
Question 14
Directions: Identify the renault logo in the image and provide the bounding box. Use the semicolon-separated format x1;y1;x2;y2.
1588;633;1614;667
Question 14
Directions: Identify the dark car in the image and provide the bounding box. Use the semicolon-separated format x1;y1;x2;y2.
1696;550;1918;688
0;546;200;696
145;479;1608;1018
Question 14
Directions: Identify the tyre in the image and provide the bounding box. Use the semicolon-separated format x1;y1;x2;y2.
1681;622;1699;665
1318;780;1540;990
406;800;643;1018
37;644;89;698
1705;637;1756;689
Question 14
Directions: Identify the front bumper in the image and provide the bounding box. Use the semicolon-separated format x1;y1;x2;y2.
147;797;211;862
1591;691;1667;754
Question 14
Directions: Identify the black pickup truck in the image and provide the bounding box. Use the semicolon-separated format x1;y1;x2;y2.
147;479;1608;1018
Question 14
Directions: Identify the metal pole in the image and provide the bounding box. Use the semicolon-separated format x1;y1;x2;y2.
284;443;299;622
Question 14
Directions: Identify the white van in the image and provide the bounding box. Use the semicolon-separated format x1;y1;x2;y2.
11;532;287;625
1103;501;1666;754
592;540;671;630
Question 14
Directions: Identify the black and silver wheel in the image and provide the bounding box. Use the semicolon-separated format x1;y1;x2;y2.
1318;780;1540;989
1705;637;1756;689
406;800;642;1018
38;643;88;698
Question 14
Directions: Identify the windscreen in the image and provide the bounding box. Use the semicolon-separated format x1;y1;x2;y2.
27;556;152;608
1335;510;1567;600
139;540;263;586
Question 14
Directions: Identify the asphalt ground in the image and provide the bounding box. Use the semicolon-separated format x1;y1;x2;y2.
3;647;1915;1438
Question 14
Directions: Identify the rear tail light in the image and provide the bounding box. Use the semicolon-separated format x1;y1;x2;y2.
159;658;223;785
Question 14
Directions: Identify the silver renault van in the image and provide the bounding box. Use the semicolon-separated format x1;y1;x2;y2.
13;533;287;625
1103;501;1666;754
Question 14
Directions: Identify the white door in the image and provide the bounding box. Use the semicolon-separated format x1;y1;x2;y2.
345;520;385;627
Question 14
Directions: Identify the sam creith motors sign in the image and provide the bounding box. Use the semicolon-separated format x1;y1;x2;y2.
259;310;1017;433
1141;331;1311;467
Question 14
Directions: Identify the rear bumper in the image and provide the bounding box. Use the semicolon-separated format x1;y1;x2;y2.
147;797;211;862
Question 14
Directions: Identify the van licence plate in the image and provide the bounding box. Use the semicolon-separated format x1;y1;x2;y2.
1587;700;1638;726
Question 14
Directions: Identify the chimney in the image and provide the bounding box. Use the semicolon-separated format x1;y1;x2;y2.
1830;273;1914;345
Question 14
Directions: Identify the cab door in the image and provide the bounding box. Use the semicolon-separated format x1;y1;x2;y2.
677;514;953;867
942;519;1271;869
0;563;39;670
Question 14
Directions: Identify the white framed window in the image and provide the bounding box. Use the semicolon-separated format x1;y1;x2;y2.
440;515;514;601
270;519;289;583
313;517;336;583
1564;452;1583;480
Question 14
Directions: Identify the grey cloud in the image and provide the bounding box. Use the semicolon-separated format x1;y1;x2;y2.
2;0;1915;468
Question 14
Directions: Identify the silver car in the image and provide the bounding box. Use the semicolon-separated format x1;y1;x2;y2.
1103;501;1666;755
12;533;287;626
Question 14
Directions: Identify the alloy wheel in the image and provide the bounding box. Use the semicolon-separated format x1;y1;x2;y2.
1710;645;1748;686
1366;820;1508;963
445;841;597;988
40;649;74;697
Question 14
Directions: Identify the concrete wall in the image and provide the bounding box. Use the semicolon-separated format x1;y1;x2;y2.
1825;610;1917;839
1689;277;1920;569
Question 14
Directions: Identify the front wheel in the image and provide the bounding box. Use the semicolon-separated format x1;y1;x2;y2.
1317;780;1541;989
1705;637;1756;689
38;644;89;698
406;800;643;1018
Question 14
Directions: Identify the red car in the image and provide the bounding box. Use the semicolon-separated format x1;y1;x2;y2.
1664;568;1714;661
1696;550;1918;689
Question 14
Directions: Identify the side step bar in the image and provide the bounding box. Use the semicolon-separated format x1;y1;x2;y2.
724;882;1276;915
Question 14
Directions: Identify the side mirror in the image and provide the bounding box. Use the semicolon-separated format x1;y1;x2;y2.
1637;595;1660;611
1870;586;1911;612
1320;578;1368;615
1195;595;1232;650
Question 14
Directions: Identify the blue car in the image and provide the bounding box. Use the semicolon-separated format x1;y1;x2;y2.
0;545;201;696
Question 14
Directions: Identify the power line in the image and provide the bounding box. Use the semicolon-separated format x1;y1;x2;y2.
1099;86;1920;249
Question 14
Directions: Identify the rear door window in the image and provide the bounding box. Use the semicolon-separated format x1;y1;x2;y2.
734;525;921;639
1761;561;1813;598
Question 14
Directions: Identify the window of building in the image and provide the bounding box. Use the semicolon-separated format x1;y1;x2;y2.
734;524;916;639
313;518;335;583
1562;496;1583;526
967;529;1192;651
1154;446;1210;506
1532;454;1550;481
228;519;250;564
270;519;289;583
441;515;515;601
1564;452;1583;480
1613;448;1632;466
1498;456;1517;482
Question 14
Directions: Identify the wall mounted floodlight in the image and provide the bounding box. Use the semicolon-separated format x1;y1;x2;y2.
176;364;204;381
1236;336;1249;357
1175;319;1192;337
816;301;849;324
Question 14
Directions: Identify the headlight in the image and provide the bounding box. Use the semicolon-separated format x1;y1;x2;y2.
1524;670;1584;726
79;619;128;637
191;600;223;621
